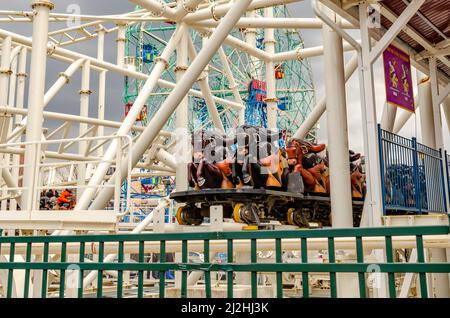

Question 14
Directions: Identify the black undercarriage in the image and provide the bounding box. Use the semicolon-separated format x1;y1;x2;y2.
171;188;364;228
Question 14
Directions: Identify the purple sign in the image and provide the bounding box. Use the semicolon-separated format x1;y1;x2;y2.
383;45;415;112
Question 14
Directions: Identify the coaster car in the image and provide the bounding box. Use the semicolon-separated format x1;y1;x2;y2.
180;126;366;227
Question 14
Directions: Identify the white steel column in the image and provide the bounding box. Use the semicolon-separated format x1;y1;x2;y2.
322;9;357;298
322;17;353;228
380;102;397;132
22;0;53;212
0;36;12;142
429;57;444;150
0;37;12;211
417;71;435;147
10;47;27;210
264;7;277;129
245;10;258;79
443;96;450;134
78;61;91;195
88;0;254;211
427;59;450;298
358;2;390;298
175;31;189;193
116;24;126;68
358;2;383;228
97;28;106;156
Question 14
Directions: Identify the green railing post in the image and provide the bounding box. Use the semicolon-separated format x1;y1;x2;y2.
275;238;283;298
204;239;211;298
41;242;49;298
117;241;124;298
385;236;396;298
7;242;15;298
159;240;166;298
301;238;309;298
356;237;366;298
416;235;428;298
23;242;32;298
138;241;144;298
227;239;233;298
78;242;85;298
251;238;257;298
181;240;188;298
328;238;337;298
97;241;104;298
59;242;67;298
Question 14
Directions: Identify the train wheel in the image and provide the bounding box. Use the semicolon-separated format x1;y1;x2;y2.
286;208;295;225
233;203;244;223
176;206;188;225
176;205;203;226
233;203;260;225
287;208;309;228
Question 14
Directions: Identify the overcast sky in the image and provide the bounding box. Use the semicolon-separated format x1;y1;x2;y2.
1;0;449;154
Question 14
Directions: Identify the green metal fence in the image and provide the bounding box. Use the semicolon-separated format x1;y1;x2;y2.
0;223;449;298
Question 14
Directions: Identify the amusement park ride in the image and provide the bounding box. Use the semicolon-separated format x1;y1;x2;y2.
0;0;449;299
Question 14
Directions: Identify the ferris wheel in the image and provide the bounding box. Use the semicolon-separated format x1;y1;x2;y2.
123;5;317;141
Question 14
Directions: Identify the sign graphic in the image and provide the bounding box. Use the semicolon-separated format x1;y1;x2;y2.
383;45;415;112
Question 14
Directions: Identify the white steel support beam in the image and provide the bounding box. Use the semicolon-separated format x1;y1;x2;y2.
174;0;204;20
417;72;435;148
87;0;254;211
97;28;106;156
183;0;299;23
357;2;383;228
22;0;53;213
428;58;450;296
8;58;85;141
444;96;450;135
392;94;419;134
130;0;177;20
271;40;358;63
74;24;186;211
429;57;444;150
380;102;397;132
0;36;12;143
438;83;450;105
187;36;225;132
264;7;277;129
293;53;359;139
9;47;26;210
218;47;245;124
175;28;189;193
358;3;389;299
369;0;425;63
190;17;355;29
78;61;91;195
322;11;353;229
116;24;126;68
0;28;244;112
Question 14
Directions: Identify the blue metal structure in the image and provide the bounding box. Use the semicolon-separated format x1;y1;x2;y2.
378;125;447;215
245;79;268;127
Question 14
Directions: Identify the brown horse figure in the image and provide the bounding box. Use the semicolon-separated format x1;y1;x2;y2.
188;129;236;189
286;138;327;193
188;130;223;189
231;125;288;189
321;150;365;198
